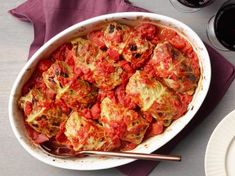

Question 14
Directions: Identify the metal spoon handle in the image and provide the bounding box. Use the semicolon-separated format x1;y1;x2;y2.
79;151;181;161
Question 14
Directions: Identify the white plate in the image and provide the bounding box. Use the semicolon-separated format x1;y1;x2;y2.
205;110;235;176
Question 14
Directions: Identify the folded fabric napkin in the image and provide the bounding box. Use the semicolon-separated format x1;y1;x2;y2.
9;0;235;175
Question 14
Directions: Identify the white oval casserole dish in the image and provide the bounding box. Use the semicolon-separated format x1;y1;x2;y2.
9;12;211;170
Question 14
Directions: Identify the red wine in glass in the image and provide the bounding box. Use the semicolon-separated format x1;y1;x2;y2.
170;0;214;12
178;0;214;8
214;1;235;51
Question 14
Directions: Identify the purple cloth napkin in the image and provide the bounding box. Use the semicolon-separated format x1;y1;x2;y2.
9;0;235;176
9;0;147;58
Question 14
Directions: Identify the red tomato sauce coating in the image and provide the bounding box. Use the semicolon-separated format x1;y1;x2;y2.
18;22;200;152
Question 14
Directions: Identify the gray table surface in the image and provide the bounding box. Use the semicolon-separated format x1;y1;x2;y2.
1;0;235;175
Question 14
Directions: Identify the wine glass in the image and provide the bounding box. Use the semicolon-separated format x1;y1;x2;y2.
207;0;235;51
169;0;214;13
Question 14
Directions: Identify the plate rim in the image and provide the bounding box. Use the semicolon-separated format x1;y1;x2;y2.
205;109;235;176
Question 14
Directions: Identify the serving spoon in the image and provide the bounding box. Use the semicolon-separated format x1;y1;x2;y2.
40;141;181;161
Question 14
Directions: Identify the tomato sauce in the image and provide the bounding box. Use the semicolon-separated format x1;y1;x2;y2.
18;21;200;152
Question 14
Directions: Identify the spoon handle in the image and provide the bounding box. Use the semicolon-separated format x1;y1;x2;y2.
79;151;181;161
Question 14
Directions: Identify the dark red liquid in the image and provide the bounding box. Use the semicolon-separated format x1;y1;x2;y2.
214;5;235;51
178;0;213;8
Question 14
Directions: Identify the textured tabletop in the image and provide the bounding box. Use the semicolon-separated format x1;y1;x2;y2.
1;0;235;176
